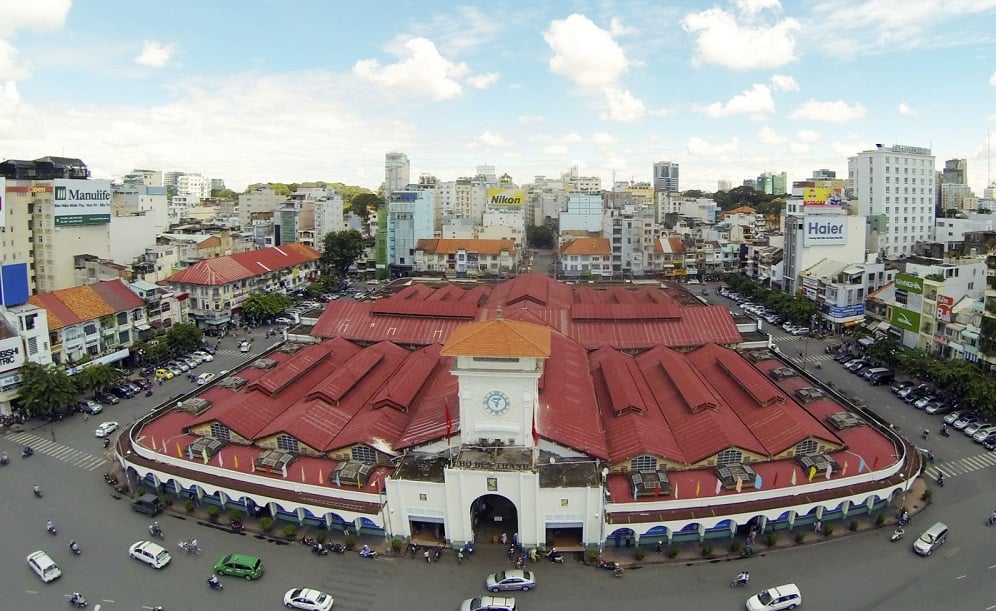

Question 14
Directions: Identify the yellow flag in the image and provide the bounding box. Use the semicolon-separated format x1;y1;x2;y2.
176;442;182;458
808;466;816;482
234;455;239;469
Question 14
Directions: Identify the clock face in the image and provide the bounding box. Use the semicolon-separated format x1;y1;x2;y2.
483;390;511;416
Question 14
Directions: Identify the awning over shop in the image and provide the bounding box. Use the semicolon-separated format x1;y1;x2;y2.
962;330;980;339
133;322;152;331
876;321;891;331
858;337;876;347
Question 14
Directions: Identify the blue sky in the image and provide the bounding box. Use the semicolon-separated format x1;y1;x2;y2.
1;0;994;194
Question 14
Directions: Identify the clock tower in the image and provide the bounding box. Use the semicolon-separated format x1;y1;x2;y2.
440;318;551;447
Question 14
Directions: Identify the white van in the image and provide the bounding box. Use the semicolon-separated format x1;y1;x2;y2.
913;522;948;556
27;550;61;582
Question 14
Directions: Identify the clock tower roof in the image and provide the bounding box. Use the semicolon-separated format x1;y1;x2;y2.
441;318;551;358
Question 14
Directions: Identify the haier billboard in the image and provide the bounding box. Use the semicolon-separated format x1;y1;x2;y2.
803;216;848;246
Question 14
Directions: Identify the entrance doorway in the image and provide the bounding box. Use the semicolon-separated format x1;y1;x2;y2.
470;494;518;545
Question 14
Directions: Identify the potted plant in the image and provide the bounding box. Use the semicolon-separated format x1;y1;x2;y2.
729;540;742;553
283;523;297;539
316;531;327;545
635;546;646;561
206;505;220;523
260;517;274;532
162;494;174;507
229;510;244;530
849;520;859;532
184;499;195;513
874;514;886;527
794;532;806;544
921;489;933;502
585;549;599;564
667;545;679;559
391;538;403;555
344;533;356;550
701;543;713;557
765;532;777;547
823;523;835;537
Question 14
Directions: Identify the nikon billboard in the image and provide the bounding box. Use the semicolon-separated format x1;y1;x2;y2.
487;188;525;208
53;179;112;226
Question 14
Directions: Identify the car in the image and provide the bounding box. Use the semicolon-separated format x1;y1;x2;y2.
155;368;174;380
239;340;252;353
129;540;171;569
110;385;134;399
899;383;929;400
746;583;802;611
94;391;120;405
981;432;996;450
460;596;517;611
963;420;992;436
943;411;963;425
913;395;937;410
170;360;190;372
214;553;264;580
791;327;810;336
283;587;335;611
275;317;294;325
167;364;184;377
123;380;143;394
891;379;915;394
845;359;869;373
835;352;856;364
924;400;952;415
77;399;103;415
132;378;153;390
913;522;948;556
94;421;119;437
181;357;199;369
486;570;536;592
687;278;701;284
27;550;61;583
192;350;214;362
953;414;980;430
971;425;996;442
131;493;165;516
186;352;205;364
197;372;216;385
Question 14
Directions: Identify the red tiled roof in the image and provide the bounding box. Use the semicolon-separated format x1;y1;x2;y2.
560;237;611;255
29;279;143;330
441;319;551;358
416;238;516;255
370;300;478;319
165;243;320;286
536;332;607;458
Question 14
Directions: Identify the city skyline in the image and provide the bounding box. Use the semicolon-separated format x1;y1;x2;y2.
0;1;994;193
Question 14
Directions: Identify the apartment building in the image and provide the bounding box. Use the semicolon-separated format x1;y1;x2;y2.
414;239;516;277
560;238;612;279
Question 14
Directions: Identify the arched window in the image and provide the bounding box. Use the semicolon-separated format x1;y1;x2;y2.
630;455;657;471
716;449;743;466
351;445;377;464
794;439;818;456
209;422;231;442
276;434;299;453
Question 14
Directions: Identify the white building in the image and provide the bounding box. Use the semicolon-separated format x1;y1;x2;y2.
603;205;657;277
560;192;604;234
931;214;995;252
387;190;436;276
782;208;868;295
799;259;893;331
385;152;411;199
312;191;345;250
238;186;285;228
847;144;936;258
0;302;52;415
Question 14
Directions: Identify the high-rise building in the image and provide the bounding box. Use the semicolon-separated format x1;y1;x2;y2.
940;159;967;185
717;179;732;191
653;161;679;193
756;171;788;195
385;152;411;198
812;169;837;180
848;144;936;258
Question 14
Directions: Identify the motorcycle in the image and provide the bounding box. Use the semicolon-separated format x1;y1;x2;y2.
463;541;475;556
730;577;750;588
149;524;164;540
936;473;945;487
0;452;9;465
311;543;329;556
986;514;996;527
34;485;43;498
890;527;905;542
597;559;620;571
432;545;442;562
102;438;111;449
329;543;346;554
207;577;223;591
178;541;202;555
939;426;950;437
359;547;378;559
69;540;81;555
47;522;58;536
301;536;317;547
22;446;33;458
613;565;623;578
68;592;88;608
145;389;154;398
545;549;564;564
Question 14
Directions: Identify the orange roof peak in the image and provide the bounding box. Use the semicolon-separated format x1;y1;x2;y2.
441;319;551;358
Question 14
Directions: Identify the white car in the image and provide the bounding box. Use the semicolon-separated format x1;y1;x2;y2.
275;317;294;325
283;587;334;611
746;583;802;611
192;351;214;362
27;550;61;582
129;540;171;569
196;372;216;385
94;421;120;437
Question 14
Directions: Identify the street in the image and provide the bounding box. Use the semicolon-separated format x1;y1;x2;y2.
2;295;995;610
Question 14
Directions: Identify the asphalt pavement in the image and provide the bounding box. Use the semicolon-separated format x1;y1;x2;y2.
2;296;994;611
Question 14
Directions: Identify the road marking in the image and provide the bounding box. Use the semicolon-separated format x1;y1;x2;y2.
956;574;967;580
5;432;107;472
988;564;996;570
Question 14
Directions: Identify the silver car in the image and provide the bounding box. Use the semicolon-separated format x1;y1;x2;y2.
486;570;535;592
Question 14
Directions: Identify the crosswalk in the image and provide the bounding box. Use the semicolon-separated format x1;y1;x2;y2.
924;450;996;480
5;432;108;472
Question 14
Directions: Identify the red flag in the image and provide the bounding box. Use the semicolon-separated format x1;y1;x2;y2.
654;484;659;498
531;411;539;446
872;455;879;470
444;400;453;442
773;472;779;487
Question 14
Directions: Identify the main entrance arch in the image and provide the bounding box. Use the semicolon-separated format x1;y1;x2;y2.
470;494;518;545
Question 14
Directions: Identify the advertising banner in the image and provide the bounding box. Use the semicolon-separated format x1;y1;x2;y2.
53;179;112;226
486;188;525;208
891;306;921;332
936;295;954;322
894;273;924;295
803;186;843;207
802;216;848;246
0;336;25;374
829;304;865;318
0;176;5;228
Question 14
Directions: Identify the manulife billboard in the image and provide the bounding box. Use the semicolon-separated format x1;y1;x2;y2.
895;273;924;295
891;306;921;332
487;188;524;207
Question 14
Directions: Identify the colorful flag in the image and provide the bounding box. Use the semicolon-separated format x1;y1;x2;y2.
356;473;361;488
735;477;743;493
654;484;659;498
754;474;762;490
532;410;540;446
234;455;239;469
872;455;879;470
858;457;867;473
673;483;678;499
824;464;832;480
791;469;797;486
773;472;779;487
319;469;323;484
176;442;182;458
444;400;453;443
715;478;722;495
281;463;287;479
695;481;701;496
218;452;224;468
201;448;209;464
186;445;192;460
841;460;848;476
301;465;306;482
251;460;256;472
150;435;156;451
335;471;341;487
807;466;816;482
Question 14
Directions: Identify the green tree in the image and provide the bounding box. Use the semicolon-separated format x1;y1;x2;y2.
211;188;239;200
74;363;120;394
526;224;555;249
321;230;366;279
166;323;203;355
241;293;292;322
17;362;78;417
134;338;174;365
348;192;383;222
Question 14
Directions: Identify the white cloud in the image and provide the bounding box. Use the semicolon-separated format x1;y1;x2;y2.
796;129;821;142
543;144;569;155
609;17;634;37
470;130;513;148
898;102;917;116
466;72;499;89
649;107;674;117
790;100;867;123
544;13;645;121
682;4;800;70
559;133;584;144
687;136;740;159
789;142;810;155
757;125;787;144
353;37;468;100
695;84;774;119
591;132;617;144
518;115;545;124
134;41;176;68
770;73;799;91
990;70;996;86
0;0;71;82
412;6;502;55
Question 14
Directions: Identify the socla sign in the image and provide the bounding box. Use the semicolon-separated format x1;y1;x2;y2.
895;273;924;295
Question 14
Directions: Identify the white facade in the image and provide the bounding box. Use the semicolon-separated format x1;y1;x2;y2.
848;144;936;258
560;193;604;233
385;152;411;198
480;209;524;246
782;210;868;295
313;192;345;249
932;215;995;252
237;186;285;228
387;191;436;273
0;303;52;415
175;173;210;200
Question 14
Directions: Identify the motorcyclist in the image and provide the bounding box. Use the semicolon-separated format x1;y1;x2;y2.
940;423;949;435
737;571;750;585
69;539;80;553
190;538;199;551
361;544;371;556
23;445;33;456
150;521;161;536
988;510;996;526
46;519;54;531
936;471;945;485
70;592;83;604
207;574;220;587
33;484;41;495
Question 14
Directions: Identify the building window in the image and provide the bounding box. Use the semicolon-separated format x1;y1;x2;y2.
794;439;818;456
631;455;657;471
276;434;300;453
351;445;377;464
210;422;232;442
716;448;743;466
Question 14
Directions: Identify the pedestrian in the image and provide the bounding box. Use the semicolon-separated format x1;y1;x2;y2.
814;520;822;533
457;549;464;564
499;532;507;546
83;412;89;422
614;532;622;547
424;549;431;563
656;540;663;554
50;430;55;442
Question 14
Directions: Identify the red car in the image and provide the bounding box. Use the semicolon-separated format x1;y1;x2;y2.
131;378;153;390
